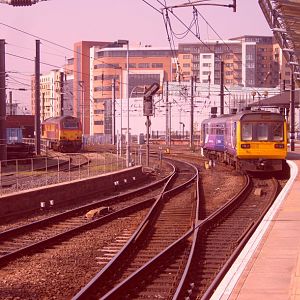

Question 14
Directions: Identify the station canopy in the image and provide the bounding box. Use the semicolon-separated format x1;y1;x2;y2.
259;0;300;71
249;89;300;108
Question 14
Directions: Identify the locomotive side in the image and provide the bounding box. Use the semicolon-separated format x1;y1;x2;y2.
200;110;287;171
41;116;82;152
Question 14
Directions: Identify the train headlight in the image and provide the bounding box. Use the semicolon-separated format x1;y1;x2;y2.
274;144;284;149
241;144;251;149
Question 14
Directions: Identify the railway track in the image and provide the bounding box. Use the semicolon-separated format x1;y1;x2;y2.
0;155;282;300
175;175;280;300
72;159;198;299
72;172;280;300
0;164;174;266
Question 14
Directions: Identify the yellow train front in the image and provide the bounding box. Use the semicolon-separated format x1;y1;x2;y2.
225;110;287;171
41;116;82;152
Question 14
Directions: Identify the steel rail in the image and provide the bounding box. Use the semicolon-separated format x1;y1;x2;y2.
0;162;176;266
72;159;198;300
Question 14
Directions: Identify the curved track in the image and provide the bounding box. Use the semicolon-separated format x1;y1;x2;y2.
72;159;198;299
174;176;280;300
0;164;174;266
76;173;280;300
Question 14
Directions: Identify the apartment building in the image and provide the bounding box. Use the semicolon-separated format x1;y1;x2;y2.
89;44;175;136
177;40;242;85
177;35;279;88
31;36;294;141
31;69;64;120
273;43;294;90
73;41;111;135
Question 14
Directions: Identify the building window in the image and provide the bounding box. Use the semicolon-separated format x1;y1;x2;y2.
203;54;212;59
94;120;104;125
202;63;211;67
94;110;104;114
94;75;119;81
94;63;120;69
94;86;115;92
183;55;190;59
152;63;163;68
183;63;190;68
138;63;150;68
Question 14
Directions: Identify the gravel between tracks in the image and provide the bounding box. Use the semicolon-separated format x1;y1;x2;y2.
0;210;147;300
0;152;245;299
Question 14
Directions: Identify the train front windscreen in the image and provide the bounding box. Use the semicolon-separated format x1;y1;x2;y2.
63;118;80;129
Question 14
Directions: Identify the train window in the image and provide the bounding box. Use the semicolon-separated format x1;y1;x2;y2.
241;123;252;141
63;119;79;129
257;123;268;141
272;123;283;141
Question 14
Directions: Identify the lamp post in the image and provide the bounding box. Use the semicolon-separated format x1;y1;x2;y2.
117;40;130;167
180;122;185;139
78;81;84;140
251;91;256;105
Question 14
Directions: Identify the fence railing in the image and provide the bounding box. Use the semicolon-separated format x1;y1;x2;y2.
0;149;150;197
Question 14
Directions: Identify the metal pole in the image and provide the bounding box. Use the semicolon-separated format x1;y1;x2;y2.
0;161;2;196
9;91;12;115
290;71;295;151
82;83;84;138
220;61;224;115
126;42;130;167
190;76;194;149
146;116;150;167
42;92;45;121
60;71;64;116
165;81;169;146
118;74;120;157
0;39;7;162
69;157;71;181
169;102;172;147
57;156;60;183
112;78;116;145
35;40;41;155
45;157;48;185
16;159;19;191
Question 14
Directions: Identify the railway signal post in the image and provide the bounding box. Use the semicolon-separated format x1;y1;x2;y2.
143;82;160;167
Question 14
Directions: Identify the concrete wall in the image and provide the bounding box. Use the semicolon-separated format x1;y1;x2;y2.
0;166;145;218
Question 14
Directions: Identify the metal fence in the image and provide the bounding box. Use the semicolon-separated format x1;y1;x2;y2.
0;150;148;197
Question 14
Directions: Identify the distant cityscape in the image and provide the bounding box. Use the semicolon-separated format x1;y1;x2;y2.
6;35;293;137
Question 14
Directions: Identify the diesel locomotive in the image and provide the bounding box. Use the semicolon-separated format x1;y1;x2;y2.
200;109;287;172
41;116;82;152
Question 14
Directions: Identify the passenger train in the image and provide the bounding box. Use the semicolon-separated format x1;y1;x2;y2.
41;116;82;152
200;109;287;172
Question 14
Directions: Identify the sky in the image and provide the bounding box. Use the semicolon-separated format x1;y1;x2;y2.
0;0;273;111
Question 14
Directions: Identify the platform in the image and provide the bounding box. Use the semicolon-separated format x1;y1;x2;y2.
212;149;300;300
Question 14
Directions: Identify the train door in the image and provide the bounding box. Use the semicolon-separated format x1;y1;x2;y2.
230;121;237;148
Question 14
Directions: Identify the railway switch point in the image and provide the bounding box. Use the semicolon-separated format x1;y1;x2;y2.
40;201;46;210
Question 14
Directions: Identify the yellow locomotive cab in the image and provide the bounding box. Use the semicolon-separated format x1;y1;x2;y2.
236;117;287;160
